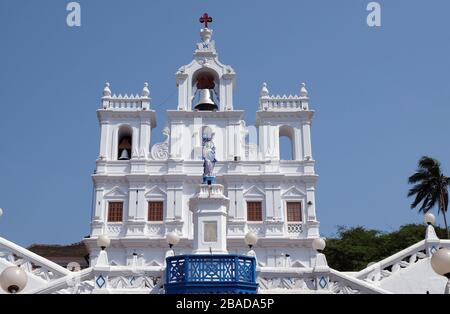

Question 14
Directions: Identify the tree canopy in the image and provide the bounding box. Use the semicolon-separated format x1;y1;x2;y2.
324;224;447;271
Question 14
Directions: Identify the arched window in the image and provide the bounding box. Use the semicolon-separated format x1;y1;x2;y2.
118;125;132;160
279;125;295;160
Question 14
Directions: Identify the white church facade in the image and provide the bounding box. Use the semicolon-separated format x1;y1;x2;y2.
1;16;450;294
86;23;320;270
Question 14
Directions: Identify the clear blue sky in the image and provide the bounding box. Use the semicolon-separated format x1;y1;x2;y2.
1;0;450;246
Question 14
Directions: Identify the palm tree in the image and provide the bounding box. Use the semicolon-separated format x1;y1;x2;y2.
408;156;450;239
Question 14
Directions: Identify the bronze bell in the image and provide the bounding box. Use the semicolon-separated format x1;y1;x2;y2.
195;89;218;111
119;149;130;160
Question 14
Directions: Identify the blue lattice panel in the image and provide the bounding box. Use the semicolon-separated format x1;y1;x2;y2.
165;255;258;294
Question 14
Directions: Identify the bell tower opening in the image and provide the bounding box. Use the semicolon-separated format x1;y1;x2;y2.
279;125;295;160
193;70;219;111
118;125;132;160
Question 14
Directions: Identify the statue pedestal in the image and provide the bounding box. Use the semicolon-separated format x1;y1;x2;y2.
202;175;217;185
189;184;229;254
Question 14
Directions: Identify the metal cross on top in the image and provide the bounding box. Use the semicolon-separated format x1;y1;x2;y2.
199;13;213;28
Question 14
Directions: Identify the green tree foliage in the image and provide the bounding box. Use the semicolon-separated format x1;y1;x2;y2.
324;224;447;271
408;156;450;238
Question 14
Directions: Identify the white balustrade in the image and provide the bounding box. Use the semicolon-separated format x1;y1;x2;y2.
106;224;123;237
355;239;450;284
287;223;303;235
147;224;164;237
260;95;307;111
102;93;150;111
0;237;71;285
247;223;265;237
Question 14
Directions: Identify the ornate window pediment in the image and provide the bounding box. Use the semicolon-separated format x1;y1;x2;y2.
145;186;167;199
282;187;306;198
244;185;265;198
104;186;127;199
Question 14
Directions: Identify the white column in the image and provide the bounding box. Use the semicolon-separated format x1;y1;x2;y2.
221;78;233;111
294;127;303;161
259;124;272;160
110;125;117;160
274;126;280;160
93;188;105;220
219;80;226;111
227;185;237;219
169;123;182;159
227;124;234;160
306;184;317;221
99;122;109;159
128;187;138;220
174;184;183;220
177;75;189;110
136;187;146;221
265;185;274;220
139;121;151;157
166;184;176;220
193;117;203;159
302;121;312;159
273;187;282;220
132;126;139;158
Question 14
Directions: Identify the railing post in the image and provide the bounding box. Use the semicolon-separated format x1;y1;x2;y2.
185;256;190;283
235;256;239;282
313;253;330;293
251;257;256;284
165;257;170;285
425;225;440;257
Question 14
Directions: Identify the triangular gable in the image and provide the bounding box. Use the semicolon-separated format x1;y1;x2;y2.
291;260;305;268
282;186;305;198
144;186;166;198
257;260;266;267
244;185;265;198
104;186;127;198
148;260;162;267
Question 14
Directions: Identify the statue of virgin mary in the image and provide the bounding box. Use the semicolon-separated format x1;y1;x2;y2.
202;127;217;179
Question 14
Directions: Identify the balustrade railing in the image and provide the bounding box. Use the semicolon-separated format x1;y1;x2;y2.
102;94;150;110
355;239;450;284
260;96;306;111
0;237;70;284
165;255;258;294
287;223;303;235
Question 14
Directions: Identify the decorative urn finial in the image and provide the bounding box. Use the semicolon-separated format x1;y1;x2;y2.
141;82;150;98
103;82;111;97
300;82;308;98
260;82;269;98
200;28;213;44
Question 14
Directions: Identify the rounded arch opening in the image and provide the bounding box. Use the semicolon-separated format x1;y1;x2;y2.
118;125;132;160
192;68;220;111
279;125;295;161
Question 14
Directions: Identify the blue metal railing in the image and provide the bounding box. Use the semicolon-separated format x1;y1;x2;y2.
165;255;258;294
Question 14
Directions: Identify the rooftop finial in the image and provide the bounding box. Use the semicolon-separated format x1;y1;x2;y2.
141;82;150;98
199;13;213;28
103;82;111;97
260;82;269;97
300;82;308;98
200;28;213;44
